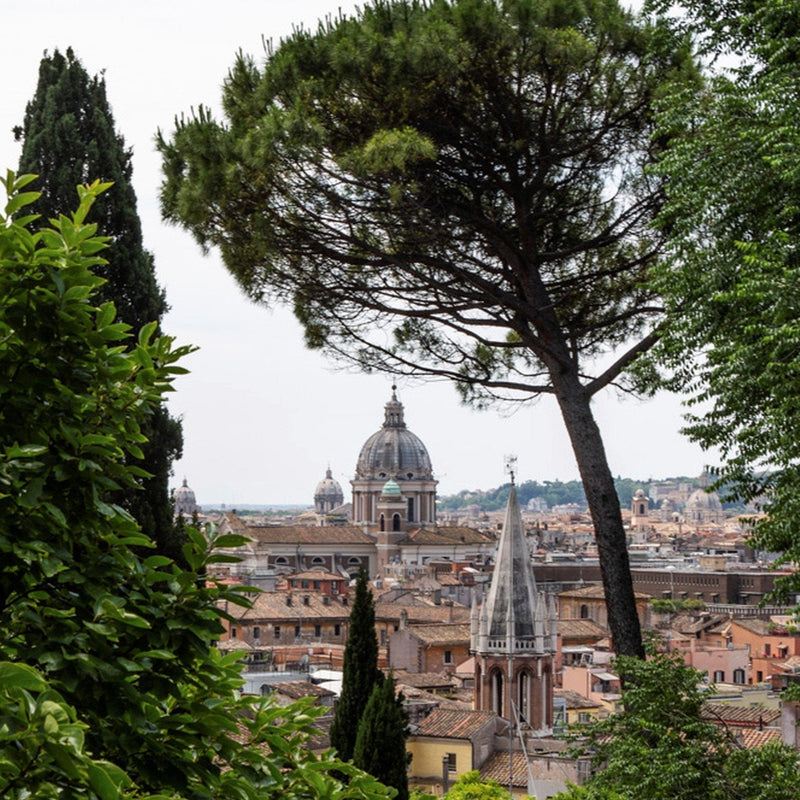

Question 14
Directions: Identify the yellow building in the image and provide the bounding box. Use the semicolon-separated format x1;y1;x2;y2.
407;708;499;796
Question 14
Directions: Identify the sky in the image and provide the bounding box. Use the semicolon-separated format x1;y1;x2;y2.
0;1;714;506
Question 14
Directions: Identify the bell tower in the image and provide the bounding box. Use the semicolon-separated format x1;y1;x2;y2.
472;460;556;731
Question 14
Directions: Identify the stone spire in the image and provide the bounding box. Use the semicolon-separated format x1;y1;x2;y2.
480;480;541;651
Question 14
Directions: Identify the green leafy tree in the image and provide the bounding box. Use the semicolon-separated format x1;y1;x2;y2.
15;47;184;563
554;652;800;800
640;0;800;599
0;173;393;800
444;771;512;800
353;672;410;800
330;568;383;761
159;0;698;658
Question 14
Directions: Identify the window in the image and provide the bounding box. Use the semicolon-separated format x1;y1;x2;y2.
230;626;237;639
444;650;453;665
348;557;361;565
294;625;301;637
578;712;591;723
314;624;322;637
303;596;310;606
713;670;725;683
273;626;281;640
275;556;288;566
253;626;261;641
334;624;341;636
445;753;457;774
312;557;325;565
380;630;386;645
579;604;589;619
733;668;746;684
765;643;772;656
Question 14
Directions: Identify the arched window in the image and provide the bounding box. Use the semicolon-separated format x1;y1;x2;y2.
348;557;361;565
517;670;530;721
713;670;725;683
491;669;504;717
639;503;646;515
733;668;746;685
580;604;589;619
379;514;385;531
392;513;401;531
275;556;288;566
311;556;325;565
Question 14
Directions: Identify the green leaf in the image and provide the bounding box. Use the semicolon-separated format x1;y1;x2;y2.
0;662;47;691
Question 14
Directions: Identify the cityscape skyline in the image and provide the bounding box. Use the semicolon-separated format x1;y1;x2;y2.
0;0;714;506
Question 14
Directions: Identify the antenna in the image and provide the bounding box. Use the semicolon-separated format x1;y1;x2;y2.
504;454;518;485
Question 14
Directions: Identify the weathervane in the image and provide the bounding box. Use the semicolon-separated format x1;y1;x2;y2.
504;454;518;485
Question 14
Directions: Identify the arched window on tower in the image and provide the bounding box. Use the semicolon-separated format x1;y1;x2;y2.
408;497;415;522
580;604;589;619
491;669;504;717
379;514;385;532
517;670;530;722
392;513;401;531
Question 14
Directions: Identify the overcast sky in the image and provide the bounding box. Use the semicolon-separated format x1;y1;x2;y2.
1;1;714;506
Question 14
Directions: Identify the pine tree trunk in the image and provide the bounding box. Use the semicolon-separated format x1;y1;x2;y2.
551;368;645;659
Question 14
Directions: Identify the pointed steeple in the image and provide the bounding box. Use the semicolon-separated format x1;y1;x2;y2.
383;384;406;428
480;480;541;649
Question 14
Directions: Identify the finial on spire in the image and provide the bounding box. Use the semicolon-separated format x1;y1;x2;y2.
504;454;518;485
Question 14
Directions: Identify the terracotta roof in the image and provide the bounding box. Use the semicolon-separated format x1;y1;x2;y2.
730;618;774;636
558;584;650;600
235;591;352;621
289;569;348;582
479;751;529;788
740;728;782;749
393;671;457;690
554;689;603;710
398;685;471;710
244;524;375;545
397;527;494;546
415;708;497;738
400;624;471;646
702;702;780;728
375;601;471;626
268;681;336;700
557;618;608;640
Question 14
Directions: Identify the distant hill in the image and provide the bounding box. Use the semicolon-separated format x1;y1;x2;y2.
437;476;708;512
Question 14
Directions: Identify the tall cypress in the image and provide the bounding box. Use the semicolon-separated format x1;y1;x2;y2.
353;673;410;800
329;568;382;762
15;48;184;561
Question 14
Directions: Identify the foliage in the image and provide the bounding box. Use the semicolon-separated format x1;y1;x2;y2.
443;771;511;800
0;173;393;800
554;652;800;800
651;597;705;614
330;568;383;762
640;0;800;600
353;673;410;800
159;0;699;659
16;47;184;563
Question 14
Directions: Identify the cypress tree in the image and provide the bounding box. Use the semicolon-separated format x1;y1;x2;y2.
353;673;410;800
330;568;382;762
15;48;184;561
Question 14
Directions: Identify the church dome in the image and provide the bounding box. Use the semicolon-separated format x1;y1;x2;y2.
355;388;433;481
174;478;198;516
314;468;344;513
686;488;723;512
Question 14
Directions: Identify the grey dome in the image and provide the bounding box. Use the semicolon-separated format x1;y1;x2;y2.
174;478;198;516
314;468;344;511
687;488;722;511
355;389;433;480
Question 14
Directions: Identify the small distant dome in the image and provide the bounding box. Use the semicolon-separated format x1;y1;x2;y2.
314;467;344;513
174;478;198;516
634;488;646;499
381;479;402;496
686;487;724;524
